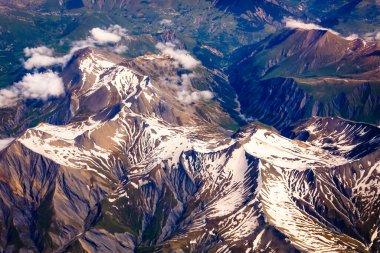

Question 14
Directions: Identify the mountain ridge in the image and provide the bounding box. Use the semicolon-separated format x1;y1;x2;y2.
229;28;380;129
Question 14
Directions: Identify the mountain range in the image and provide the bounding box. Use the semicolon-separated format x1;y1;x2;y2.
0;0;379;252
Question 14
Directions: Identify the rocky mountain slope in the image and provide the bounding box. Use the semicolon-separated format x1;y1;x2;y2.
0;48;378;252
230;28;380;129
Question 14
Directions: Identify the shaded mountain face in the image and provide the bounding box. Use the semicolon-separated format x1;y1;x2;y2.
0;48;379;252
230;28;380;129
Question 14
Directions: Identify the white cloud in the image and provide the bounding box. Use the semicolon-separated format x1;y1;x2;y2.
160;19;173;26
15;71;65;100
363;31;380;41
0;88;18;107
90;28;121;44
283;17;339;35
0;138;14;151
345;34;359;41
70;26;128;54
180;73;194;87
113;45;128;54
199;90;214;100
24;46;54;57
177;89;214;105
160;73;214;105
69;39;95;54
23;25;128;70
0;71;64;108
284;18;380;42
23;46;68;70
90;25;127;44
156;42;200;70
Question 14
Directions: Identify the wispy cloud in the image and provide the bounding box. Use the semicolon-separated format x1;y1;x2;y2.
160;73;214;105
177;89;214;105
113;45;128;54
283;18;380;42
159;19;173;27
23;25;129;70
0;71;64;108
345;34;359;41
283;17;339;35
90;28;122;44
0;89;18;108
90;25;126;44
23;46;68;70
16;71;64;100
156;42;200;70
155;44;212;104
71;25;128;53
363;31;380;41
177;73;213;104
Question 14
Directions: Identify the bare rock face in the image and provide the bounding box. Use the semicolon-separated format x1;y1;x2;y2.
0;48;378;252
